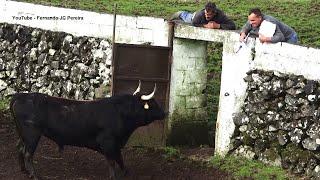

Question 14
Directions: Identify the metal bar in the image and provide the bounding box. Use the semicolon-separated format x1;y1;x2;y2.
111;3;117;96
168;21;175;50
116;43;170;50
163;21;175;144
115;76;169;82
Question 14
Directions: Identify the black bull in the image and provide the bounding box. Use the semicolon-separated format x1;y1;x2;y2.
9;84;166;179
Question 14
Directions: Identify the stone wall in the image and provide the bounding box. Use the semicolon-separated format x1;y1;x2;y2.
0;23;112;100
231;69;320;178
0;0;170;100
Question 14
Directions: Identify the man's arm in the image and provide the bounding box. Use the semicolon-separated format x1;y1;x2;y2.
270;26;285;43
217;12;236;30
239;21;251;42
192;10;206;27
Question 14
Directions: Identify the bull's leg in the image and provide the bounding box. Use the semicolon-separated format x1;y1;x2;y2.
97;135;121;179
24;151;38;180
20;126;41;180
106;158;117;180
114;152;129;176
16;138;26;172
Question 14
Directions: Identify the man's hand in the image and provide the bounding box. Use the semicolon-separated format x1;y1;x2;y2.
203;21;220;29
259;34;271;43
239;32;247;42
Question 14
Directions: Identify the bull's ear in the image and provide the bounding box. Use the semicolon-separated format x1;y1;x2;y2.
144;102;149;109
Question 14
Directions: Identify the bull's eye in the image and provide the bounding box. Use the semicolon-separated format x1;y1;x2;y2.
144;102;149;109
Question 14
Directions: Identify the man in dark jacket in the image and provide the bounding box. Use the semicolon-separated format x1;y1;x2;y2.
170;2;236;30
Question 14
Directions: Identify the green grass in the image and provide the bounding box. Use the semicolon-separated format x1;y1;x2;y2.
161;146;181;159
210;155;288;180
206;42;223;133
0;98;10;110
159;146;289;179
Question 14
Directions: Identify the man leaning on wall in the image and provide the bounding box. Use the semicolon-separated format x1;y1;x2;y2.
170;2;236;30
239;8;298;44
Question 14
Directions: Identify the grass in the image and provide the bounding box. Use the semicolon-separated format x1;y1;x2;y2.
162;146;181;159
206;42;223;134
210;155;288;180
0;98;10;110
160;146;289;179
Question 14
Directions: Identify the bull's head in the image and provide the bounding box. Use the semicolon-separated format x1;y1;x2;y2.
132;80;156;109
132;80;165;124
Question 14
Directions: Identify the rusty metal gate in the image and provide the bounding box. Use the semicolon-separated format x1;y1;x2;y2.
112;43;171;147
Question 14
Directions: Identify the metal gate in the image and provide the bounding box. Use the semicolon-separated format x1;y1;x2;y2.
112;43;171;147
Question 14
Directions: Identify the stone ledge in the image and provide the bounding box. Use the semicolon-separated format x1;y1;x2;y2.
174;24;239;43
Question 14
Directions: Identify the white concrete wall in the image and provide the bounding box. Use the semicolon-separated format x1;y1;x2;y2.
254;42;320;80
0;0;169;46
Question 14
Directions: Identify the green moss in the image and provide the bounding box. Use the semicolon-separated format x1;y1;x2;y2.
242;132;255;146
281;143;313;164
281;143;299;163
0;97;10;110
270;141;282;152
264;148;279;162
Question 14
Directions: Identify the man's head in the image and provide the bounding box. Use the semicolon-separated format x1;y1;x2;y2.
248;8;263;28
204;2;217;21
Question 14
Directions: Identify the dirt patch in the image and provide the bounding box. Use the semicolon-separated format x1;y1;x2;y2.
0;109;231;180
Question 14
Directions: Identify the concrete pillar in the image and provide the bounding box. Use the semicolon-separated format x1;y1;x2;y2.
215;38;254;156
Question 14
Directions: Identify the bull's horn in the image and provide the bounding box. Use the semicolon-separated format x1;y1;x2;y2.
141;84;156;100
133;80;141;95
